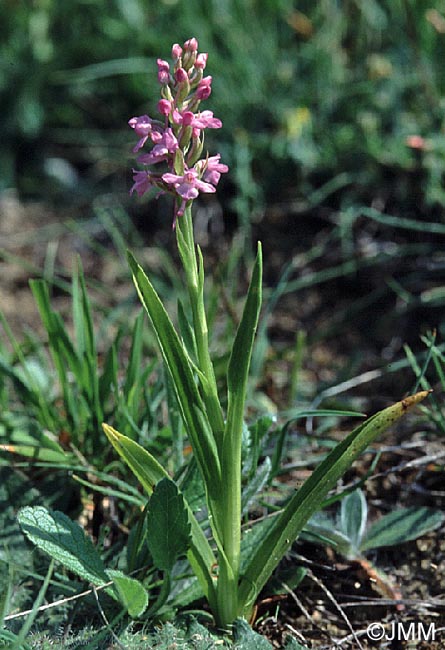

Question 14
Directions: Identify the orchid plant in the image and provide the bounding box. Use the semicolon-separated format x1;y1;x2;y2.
98;38;429;628
17;38;428;632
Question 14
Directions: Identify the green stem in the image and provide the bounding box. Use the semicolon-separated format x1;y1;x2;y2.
176;206;224;446
214;391;244;627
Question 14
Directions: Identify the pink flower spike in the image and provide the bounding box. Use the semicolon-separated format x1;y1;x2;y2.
128;115;154;152
184;38;198;52
195;53;208;70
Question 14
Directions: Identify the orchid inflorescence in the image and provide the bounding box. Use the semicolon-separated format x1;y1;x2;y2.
129;37;228;226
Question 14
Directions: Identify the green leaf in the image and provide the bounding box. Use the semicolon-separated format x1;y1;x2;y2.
103;423;168;494
127;251;220;488
361;506;445;552
106;570;148;618
123;310;144;399
147;478;191;572
340;488;367;554
238;391;430;615
18;506;108;586
102;424;217;609
233;619;273;649
227;242;263;399
284;637;311;650
241;457;271;515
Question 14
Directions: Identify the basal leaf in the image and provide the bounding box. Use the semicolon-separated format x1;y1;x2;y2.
106;569;148;618
18;506;108;586
361;506;445;552
232;619;273;649
238;391;430;615
102;424;217;609
147;478;191;572
340;488;367;554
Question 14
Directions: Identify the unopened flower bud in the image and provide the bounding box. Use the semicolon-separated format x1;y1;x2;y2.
158;99;172;116
175;67;188;84
172;43;183;60
157;58;170;85
184;38;198;52
175;69;191;105
195;53;208;70
196;76;212;100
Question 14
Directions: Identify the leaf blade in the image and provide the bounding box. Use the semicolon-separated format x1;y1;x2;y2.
147;478;191;572
18;506;108;586
238;391;430;613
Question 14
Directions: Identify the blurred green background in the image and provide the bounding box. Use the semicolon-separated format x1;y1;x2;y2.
2;0;445;359
2;0;445;212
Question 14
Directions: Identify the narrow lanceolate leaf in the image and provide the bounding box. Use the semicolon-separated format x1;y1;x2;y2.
226;243;263;400
147;478;191;572
238;391;430;613
106;570;148;618
127;252;220;487
103;423;168;493
102;424;217;608
18;507;108;586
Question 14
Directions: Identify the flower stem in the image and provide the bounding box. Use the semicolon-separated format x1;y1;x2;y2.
176;205;224;447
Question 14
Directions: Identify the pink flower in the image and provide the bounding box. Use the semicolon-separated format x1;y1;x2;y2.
172;43;183;60
175;67;188;84
157;59;170;85
130;170;156;197
162;168;216;219
196;76;212;100
128;115;155;152
162;169;216;200
172;109;222;131
198;154;229;185
137;128;178;165
183;38;198;52
158;99;172;116
195;52;208;70
406;135;428;150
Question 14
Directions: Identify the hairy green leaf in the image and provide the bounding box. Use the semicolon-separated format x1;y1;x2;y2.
18;506;108;586
106;570;148;618
361;506;445;551
340;488;367;554
102;424;217;608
